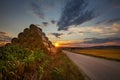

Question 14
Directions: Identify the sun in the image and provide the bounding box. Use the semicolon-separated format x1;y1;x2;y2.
54;43;60;47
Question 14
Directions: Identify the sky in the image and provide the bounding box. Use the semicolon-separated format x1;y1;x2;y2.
0;0;120;47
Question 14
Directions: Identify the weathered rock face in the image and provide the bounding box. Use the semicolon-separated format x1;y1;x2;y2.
11;24;56;54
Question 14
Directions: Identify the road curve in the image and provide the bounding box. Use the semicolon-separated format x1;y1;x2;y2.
63;50;120;80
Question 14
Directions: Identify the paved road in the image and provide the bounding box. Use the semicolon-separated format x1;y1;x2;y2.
63;50;120;80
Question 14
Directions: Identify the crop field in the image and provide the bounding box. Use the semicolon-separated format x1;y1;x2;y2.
72;49;120;61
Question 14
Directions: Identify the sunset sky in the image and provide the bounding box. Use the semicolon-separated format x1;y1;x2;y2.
0;0;120;47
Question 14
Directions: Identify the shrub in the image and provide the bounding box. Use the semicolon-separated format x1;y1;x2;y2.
0;45;85;80
0;45;48;80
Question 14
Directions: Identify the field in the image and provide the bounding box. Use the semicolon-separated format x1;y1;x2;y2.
71;49;120;61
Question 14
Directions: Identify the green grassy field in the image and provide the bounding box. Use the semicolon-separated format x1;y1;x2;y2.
71;49;120;61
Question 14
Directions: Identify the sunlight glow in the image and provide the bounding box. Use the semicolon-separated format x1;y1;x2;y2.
54;43;60;47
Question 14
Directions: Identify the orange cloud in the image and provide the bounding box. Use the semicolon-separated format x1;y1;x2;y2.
0;31;12;46
53;40;84;47
0;42;10;47
54;38;120;47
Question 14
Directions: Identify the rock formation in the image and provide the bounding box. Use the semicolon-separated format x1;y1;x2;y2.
11;24;56;54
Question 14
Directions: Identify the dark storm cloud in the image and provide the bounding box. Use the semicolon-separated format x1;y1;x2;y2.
57;0;95;31
42;22;49;26
84;37;120;44
51;33;63;38
96;18;120;24
30;2;44;19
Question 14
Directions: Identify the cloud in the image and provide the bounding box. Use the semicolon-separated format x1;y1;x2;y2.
96;18;120;24
58;37;120;47
50;33;63;38
107;18;120;23
84;37;120;44
0;31;12;46
68;26;103;34
57;0;95;31
67;32;73;35
35;24;41;27
0;32;12;41
30;2;44;19
109;0;120;8
51;20;56;24
67;27;84;36
0;32;6;34
42;22;49;26
101;23;120;36
68;23;120;36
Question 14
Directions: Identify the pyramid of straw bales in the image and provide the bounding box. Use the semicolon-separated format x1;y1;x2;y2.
11;24;56;54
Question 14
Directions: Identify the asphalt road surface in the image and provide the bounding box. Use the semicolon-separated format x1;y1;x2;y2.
63;50;120;80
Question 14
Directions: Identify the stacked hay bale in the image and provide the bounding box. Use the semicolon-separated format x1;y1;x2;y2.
11;24;56;54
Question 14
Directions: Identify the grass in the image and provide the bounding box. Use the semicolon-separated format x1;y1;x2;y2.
51;52;85;80
0;45;85;80
71;48;120;61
